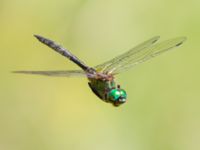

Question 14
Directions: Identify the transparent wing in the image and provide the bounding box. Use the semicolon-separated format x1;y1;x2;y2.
95;36;160;72
13;70;89;77
95;37;186;75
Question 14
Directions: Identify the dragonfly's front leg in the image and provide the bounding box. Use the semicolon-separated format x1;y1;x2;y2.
103;87;110;102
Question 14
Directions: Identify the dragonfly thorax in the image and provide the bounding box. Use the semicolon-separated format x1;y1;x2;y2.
88;77;127;107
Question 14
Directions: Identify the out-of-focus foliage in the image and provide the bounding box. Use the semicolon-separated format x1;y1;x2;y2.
0;0;199;150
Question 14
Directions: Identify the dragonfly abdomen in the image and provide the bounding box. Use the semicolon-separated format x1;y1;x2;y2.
34;35;90;71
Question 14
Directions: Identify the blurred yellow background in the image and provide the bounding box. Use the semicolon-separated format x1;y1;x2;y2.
0;0;199;150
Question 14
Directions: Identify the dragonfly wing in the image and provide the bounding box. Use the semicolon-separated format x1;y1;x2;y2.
109;37;187;74
13;70;92;77
95;36;160;72
95;37;186;75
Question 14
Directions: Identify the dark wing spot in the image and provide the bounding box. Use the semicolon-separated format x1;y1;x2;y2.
176;42;183;47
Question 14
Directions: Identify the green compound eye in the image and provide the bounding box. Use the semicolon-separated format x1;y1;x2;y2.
120;89;127;99
109;89;121;101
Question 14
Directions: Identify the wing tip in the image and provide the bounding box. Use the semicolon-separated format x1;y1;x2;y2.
12;71;20;73
152;36;160;44
12;71;30;74
175;36;187;47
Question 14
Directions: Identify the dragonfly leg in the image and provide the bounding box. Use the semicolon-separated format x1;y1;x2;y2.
103;88;110;102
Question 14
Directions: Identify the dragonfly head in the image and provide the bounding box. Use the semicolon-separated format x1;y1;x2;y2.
108;88;127;106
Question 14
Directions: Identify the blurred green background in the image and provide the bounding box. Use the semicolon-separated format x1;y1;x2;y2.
0;0;199;150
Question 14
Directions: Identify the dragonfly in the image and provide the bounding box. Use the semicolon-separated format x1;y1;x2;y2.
14;35;186;106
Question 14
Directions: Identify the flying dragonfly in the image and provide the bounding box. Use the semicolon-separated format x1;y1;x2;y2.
14;35;186;106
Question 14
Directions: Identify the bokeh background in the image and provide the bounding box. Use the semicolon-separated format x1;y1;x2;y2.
0;0;199;150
